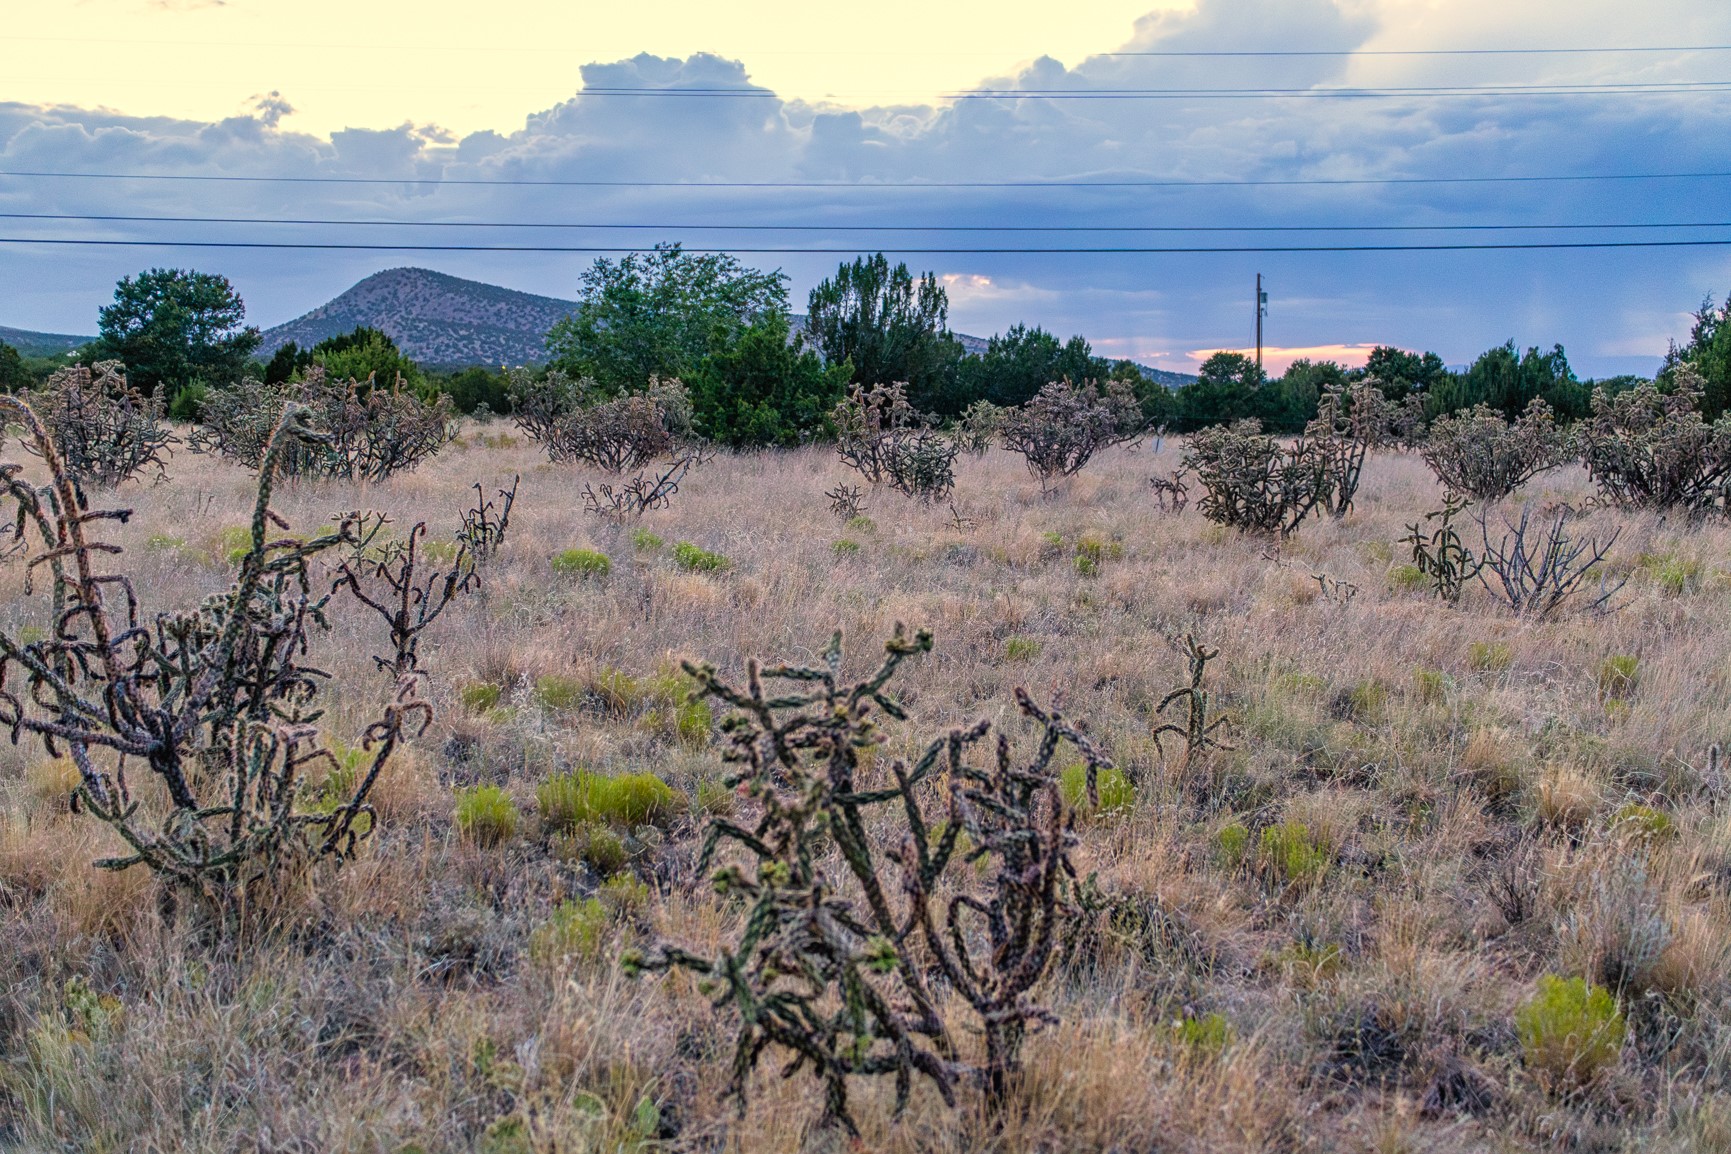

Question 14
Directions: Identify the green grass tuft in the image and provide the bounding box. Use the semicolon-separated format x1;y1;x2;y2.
551;548;611;577
455;784;517;848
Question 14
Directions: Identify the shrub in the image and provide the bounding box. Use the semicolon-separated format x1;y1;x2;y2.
630;527;664;552
1576;369;1731;513
1259;820;1331;888
672;541;728;572
999;380;1141;487
628;626;1113;1131
833;538;862;557
1216;822;1251;866
509;369;693;472
528;898;611;964
1474;505;1626;617
455;785;518;848
458;682;503;713
552;548;612;578
1421;399;1570;501
25;361;174;488
1597;655;1639;699
333;520;480;679
537;770;678;833
1514;976;1625;1086
952;398;1005;455
1060;764;1134;815
1468;641;1513;672
1183;421;1329;536
0;397;428;919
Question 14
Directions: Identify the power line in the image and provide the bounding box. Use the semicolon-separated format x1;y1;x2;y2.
5;169;1729;190
9;211;1731;234
4;236;1730;254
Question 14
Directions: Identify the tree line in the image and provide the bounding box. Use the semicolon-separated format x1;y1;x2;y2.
4;250;1727;445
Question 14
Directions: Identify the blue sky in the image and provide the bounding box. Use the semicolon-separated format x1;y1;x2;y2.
2;0;1730;377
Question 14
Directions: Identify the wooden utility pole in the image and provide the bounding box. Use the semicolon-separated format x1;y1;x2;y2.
1255;273;1268;373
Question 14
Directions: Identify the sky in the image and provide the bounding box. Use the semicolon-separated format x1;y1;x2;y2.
3;0;1730;377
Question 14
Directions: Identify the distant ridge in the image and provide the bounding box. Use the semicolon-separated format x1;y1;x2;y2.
258;268;578;367
0;326;91;358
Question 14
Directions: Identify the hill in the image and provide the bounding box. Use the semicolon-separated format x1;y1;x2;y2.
0;326;92;358
258;268;578;367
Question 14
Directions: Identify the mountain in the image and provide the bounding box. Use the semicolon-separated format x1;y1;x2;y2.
1136;365;1198;388
0;326;92;358
258;268;578;367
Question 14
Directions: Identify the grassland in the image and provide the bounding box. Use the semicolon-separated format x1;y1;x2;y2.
2;426;1729;1152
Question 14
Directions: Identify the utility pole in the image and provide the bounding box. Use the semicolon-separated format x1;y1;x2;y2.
1255;273;1268;375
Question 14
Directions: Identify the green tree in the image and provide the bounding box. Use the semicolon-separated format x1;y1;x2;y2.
1267;359;1346;432
545;243;789;393
263;342;312;386
955;324;1107;408
1176;351;1267;429
689;315;852;447
1357;346;1449;402
435;366;513;415
0;341;29;391
805;253;966;415
311;326;422;391
1437;341;1576;421
91;268;260;398
1662;292;1731;419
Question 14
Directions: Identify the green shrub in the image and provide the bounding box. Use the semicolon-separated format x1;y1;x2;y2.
1597;655;1639;700
552;548;611;578
1468;641;1513;673
1612;803;1675;842
458;682;503;714
1173;1012;1233;1055
845;515;877;534
1413;668;1450;705
529;898;611;964
1059;764;1134;815
1258;820;1330;887
631;528;664;552
672;542;728;572
1216;822;1251;866
553;823;631;875
456;784;517;848
1388;564;1427;592
1515;975;1625;1086
538;770;678;833
1004;636;1041;662
833;538;862;557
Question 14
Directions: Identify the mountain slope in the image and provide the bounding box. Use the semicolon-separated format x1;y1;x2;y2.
258;268;578;366
0;326;92;358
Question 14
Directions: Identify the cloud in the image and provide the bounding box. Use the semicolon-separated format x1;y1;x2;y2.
3;0;1730;376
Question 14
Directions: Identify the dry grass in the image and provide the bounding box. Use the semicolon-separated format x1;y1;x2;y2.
3;425;1731;1151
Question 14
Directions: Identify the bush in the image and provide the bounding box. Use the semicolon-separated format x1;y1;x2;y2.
1183;413;1365;537
25;361;173;488
1474;505;1626;617
672;541;728;572
1258;820;1331;888
537;770;678;833
1421;399;1570;501
1060;763;1134;814
509;369;693;472
193;366;454;480
455;785;518;848
1514;975;1625;1086
1576;368;1731;513
551;548;611;578
999;380;1141;486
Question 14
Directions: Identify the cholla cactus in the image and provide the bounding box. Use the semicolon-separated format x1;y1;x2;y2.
1183;420;1324;536
23;360;174;489
1422;399;1570;501
456;475;517;561
193;367;453;481
509;369;693;472
333;520;480;678
1576;368;1731;513
1000;380;1142;489
0;396;429;918
832;382;960;501
1403;496;1484;603
629;626;1107;1132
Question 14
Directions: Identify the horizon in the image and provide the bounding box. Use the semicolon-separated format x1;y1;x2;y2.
4;0;1731;377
